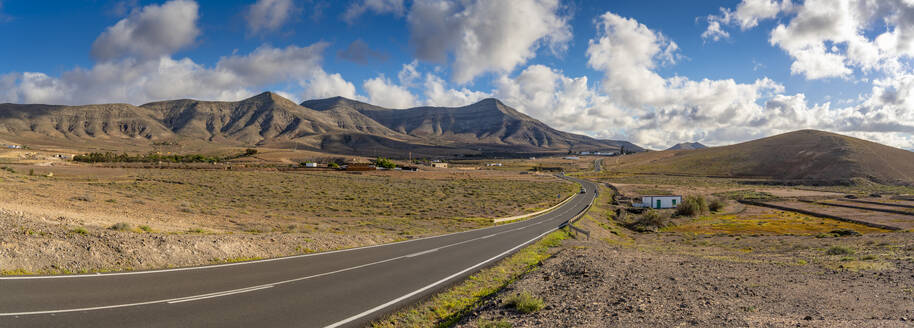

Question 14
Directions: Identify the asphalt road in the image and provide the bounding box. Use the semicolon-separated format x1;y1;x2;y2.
0;176;597;328
594;158;603;172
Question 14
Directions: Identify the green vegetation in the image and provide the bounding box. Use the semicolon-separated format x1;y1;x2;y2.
375;157;396;169
373;230;568;328
328;162;340;169
505;291;545;313
676;195;709;217
70;227;88;235
139;225;152;232
73;148;257;164
109;222;132;231
708;197;726;212
1;166;15;173
624;209;668;232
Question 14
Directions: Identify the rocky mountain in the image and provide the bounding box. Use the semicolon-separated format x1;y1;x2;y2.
666;142;707;151
302;96;641;153
0;92;641;157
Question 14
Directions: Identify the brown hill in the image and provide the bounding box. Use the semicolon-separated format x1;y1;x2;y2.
0;92;642;157
302;97;641;153
615;130;914;185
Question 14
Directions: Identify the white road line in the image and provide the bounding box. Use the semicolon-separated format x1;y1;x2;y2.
0;189;585;281
167;285;274;304
404;248;439;258
0;210;574;317
322;228;560;328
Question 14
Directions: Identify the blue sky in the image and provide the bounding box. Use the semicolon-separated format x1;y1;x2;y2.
1;0;913;149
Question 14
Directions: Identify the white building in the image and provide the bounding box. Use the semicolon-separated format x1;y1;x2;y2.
635;195;682;209
304;162;318;168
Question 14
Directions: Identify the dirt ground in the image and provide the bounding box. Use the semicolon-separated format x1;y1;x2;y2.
458;213;914;327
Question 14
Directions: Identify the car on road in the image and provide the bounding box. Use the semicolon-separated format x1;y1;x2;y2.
580;187;586;193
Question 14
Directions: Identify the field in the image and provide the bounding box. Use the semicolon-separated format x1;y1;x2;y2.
0;163;576;274
456;182;914;327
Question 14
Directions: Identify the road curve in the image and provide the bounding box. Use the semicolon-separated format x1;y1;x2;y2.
0;176;597;328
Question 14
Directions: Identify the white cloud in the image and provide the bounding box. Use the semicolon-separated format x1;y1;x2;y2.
246;0;300;34
91;0;199;61
424;73;490;107
363;75;417;108
702;0;792;41
407;0;571;84
3;42;330;105
300;69;359;100
343;0;405;23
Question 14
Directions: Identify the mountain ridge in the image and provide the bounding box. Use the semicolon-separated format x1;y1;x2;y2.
0;92;639;157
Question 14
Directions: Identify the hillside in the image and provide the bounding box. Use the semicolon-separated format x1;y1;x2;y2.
302;97;642;153
666;142;707;151
613;130;914;185
0;93;640;157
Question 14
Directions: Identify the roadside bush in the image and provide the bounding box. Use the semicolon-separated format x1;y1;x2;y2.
138;225;152;232
826;246;854;255
328;162;340;169
505;291;544;313
708;197;726;212
676;195;708;217
109;222;132;231
830;229;861;237
70;227;88;235
625;210;668;232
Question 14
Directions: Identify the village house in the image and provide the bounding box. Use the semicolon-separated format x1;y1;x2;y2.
634;195;683;209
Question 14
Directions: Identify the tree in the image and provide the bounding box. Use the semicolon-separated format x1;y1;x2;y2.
375;157;396;169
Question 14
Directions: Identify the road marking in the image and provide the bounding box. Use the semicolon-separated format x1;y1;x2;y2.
167;285;275;304
0;197;587;317
404;248;439;258
323;228;560;328
0;183;586;281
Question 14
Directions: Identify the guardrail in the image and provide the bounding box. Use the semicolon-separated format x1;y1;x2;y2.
559;187;596;240
493;192;576;224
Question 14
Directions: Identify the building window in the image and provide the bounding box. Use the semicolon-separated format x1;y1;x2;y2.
672;199;677;206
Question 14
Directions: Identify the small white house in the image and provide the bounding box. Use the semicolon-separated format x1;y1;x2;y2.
304;162;318;168
635;195;682;209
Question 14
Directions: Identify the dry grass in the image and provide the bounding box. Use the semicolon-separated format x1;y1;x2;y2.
0;166;574;235
666;209;888;235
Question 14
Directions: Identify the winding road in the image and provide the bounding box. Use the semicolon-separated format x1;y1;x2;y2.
0;176;597;328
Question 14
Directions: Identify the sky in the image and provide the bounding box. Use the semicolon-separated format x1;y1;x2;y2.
1;0;914;150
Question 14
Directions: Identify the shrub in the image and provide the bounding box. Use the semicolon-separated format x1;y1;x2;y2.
505;291;544;313
70;227;88;235
830;229;861;237
826;246;854;255
109;222;131;231
375;157;396;169
28;169;34;176
139;225;152;232
328;162;340;169
676;195;708;217
625;209;668;232
708;197;726;212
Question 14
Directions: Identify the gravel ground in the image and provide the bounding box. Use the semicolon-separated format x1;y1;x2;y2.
458;220;914;327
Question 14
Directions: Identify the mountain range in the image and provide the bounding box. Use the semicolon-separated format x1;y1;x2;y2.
0;92;641;157
665;142;707;151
